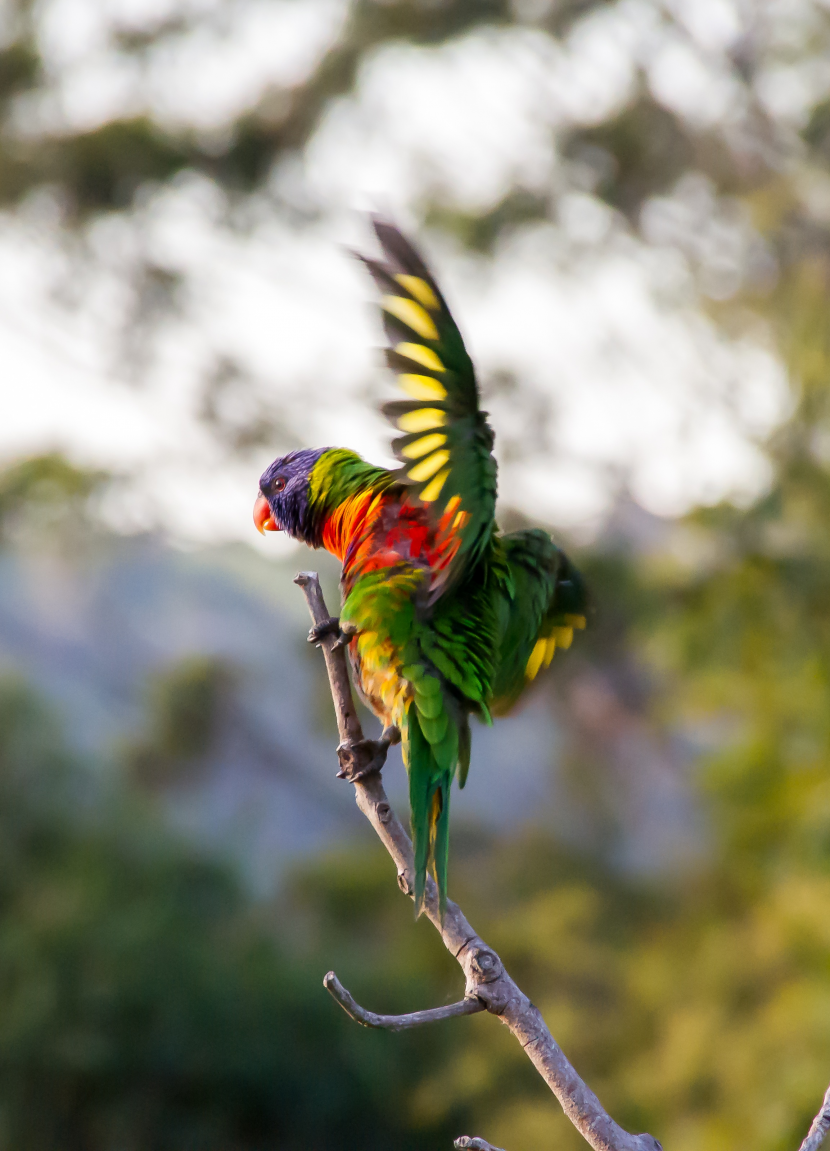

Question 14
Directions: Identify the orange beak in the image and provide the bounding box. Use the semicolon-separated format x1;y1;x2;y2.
254;494;280;534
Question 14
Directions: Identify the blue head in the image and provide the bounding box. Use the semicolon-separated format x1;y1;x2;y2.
254;447;330;544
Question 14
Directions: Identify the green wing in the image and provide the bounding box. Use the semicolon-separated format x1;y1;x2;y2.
490;529;587;717
359;218;498;600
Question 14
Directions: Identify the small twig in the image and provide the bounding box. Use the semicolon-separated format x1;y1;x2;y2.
799;1084;830;1151
324;971;485;1031
454;1139;506;1151
295;571;662;1151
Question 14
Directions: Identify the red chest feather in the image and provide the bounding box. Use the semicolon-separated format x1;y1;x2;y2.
322;488;470;592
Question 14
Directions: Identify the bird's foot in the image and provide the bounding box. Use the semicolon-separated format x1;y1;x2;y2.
307;617;341;646
336;732;395;782
308;617;359;649
332;623;359;650
381;724;401;746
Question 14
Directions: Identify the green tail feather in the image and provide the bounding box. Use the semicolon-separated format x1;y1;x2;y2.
406;705;453;919
458;717;471;789
432;784;451;918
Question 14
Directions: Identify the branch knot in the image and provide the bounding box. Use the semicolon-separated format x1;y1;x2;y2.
469;948;502;983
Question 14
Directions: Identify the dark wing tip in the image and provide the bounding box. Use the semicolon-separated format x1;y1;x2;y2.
370;215;435;283
355;253;402;297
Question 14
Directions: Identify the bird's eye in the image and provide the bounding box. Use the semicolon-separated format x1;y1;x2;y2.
272;477;286;493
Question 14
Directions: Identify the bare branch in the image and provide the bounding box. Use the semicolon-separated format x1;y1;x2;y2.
455;1139;506;1151
799;1085;830;1151
323;971;485;1031
295;571;662;1151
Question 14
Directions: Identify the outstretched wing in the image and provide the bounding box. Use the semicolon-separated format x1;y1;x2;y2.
359;218;497;601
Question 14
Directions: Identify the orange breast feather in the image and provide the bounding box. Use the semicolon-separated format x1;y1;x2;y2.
324;489;470;591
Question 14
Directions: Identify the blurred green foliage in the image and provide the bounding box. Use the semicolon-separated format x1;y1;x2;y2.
2;326;830;1149
0;454;106;546
126;656;237;790
0;671;479;1151
1;3;830;1149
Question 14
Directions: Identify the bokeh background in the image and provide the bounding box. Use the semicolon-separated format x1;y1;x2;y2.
0;0;829;1148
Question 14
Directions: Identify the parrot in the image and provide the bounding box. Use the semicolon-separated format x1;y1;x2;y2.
253;219;586;918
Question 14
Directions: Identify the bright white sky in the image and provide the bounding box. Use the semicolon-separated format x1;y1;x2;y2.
0;0;805;551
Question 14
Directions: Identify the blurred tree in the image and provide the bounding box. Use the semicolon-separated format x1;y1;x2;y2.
0;453;107;546
1;5;830;1151
0;2;820;265
0;670;480;1151
0;382;828;1151
125;655;237;790
0;0;821;426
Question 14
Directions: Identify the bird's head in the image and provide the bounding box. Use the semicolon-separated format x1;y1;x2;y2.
253;447;329;545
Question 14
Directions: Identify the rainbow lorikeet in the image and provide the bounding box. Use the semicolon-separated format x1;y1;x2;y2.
254;220;586;916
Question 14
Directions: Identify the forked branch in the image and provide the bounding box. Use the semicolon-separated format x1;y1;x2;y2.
295;571;661;1151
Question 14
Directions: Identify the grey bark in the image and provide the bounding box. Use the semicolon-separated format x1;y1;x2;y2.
324;971;485;1030
294;571;662;1151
